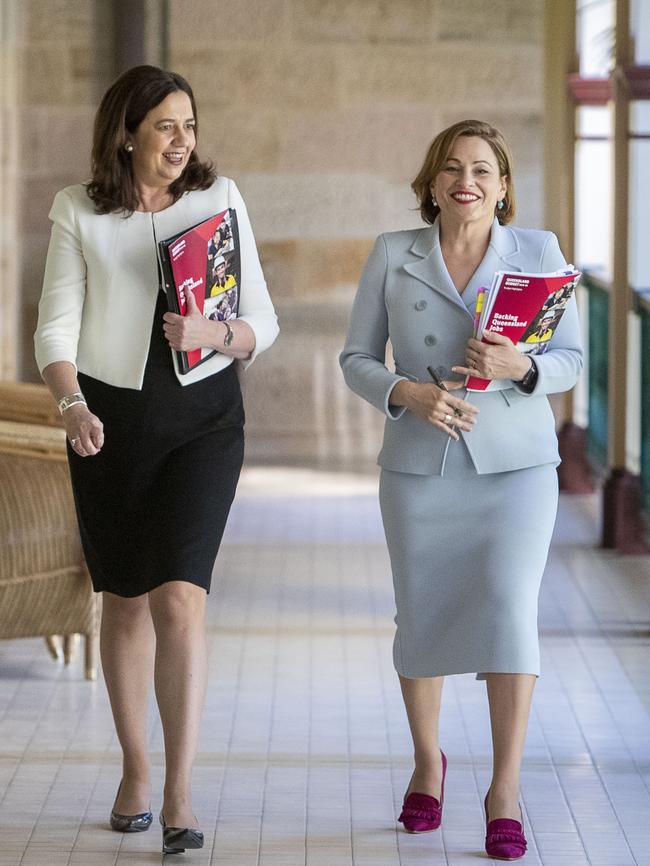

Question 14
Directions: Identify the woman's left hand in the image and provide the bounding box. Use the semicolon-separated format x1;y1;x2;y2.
163;288;210;351
452;330;531;381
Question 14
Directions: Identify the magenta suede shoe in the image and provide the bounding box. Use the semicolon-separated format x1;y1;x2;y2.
484;792;527;860
398;750;447;833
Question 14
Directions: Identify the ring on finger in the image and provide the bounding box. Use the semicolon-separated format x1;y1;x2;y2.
444;413;453;425
70;438;78;447
453;407;463;418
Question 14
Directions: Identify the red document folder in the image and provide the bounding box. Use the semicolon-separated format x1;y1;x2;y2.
466;268;581;392
158;208;240;373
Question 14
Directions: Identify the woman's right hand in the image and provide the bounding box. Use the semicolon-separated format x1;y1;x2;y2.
62;404;104;457
390;380;479;441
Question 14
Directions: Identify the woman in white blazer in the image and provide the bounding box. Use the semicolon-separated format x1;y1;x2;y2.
340;120;582;860
34;65;278;855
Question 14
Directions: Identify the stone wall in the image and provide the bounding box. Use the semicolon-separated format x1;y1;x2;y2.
169;0;544;263
1;1;21;380
168;0;545;465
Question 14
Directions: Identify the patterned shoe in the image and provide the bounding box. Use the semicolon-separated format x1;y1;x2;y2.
160;812;204;854
109;781;152;832
398;750;447;833
484;792;527;860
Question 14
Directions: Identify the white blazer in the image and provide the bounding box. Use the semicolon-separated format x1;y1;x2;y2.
34;176;279;389
340;218;583;475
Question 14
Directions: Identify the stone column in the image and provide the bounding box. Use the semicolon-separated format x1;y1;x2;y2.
0;1;21;381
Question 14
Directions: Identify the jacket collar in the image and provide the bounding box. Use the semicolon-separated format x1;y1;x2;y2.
403;217;522;312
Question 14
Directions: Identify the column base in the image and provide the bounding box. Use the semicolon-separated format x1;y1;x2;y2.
557;422;595;494
602;468;649;553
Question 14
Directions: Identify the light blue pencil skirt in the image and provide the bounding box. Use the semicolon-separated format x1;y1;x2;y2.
379;440;559;679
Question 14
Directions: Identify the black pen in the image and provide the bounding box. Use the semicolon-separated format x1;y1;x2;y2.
427;365;448;391
428;365;464;419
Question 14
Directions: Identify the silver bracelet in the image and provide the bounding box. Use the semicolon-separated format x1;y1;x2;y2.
58;392;87;415
223;321;234;348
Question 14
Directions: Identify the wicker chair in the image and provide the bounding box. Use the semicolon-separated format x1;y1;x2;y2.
0;383;100;680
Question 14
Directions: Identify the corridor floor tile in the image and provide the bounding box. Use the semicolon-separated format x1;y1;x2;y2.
0;471;648;865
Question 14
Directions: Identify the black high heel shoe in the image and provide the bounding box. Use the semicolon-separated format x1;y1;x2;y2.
109;780;153;832
160;812;204;854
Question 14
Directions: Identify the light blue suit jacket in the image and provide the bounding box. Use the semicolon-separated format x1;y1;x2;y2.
339;218;583;475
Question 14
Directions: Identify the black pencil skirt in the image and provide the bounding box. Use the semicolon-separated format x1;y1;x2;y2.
67;291;244;597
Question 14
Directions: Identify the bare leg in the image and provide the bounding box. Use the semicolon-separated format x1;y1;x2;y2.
485;673;536;820
399;675;445;798
100;592;155;814
149;581;207;829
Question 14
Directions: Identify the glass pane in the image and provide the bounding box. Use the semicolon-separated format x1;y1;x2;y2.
586;279;609;467
630;133;650;290
630;101;650;136
577;104;612;137
575;106;612;276
641;305;650;514
631;0;650;64
577;0;615;77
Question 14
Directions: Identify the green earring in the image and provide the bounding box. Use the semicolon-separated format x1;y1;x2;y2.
497;199;505;210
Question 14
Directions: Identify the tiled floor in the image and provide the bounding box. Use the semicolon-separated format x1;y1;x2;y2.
0;468;649;866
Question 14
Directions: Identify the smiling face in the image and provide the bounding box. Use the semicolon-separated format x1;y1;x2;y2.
431;136;507;227
128;90;196;189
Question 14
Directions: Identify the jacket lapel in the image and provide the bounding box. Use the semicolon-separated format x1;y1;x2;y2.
155;194;194;242
403;218;524;314
402;221;467;313
464;219;522;308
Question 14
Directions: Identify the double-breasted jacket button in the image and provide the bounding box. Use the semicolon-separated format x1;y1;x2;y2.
414;299;427;311
424;334;437;347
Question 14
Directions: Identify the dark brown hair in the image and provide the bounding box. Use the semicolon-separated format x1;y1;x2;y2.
411;119;515;226
86;65;216;215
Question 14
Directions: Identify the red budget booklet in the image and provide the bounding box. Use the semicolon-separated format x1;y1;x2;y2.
158;208;240;373
465;267;581;392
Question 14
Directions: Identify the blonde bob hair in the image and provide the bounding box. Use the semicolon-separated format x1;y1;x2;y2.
411;119;515;226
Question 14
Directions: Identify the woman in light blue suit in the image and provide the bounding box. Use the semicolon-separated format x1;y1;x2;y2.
340;119;582;860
